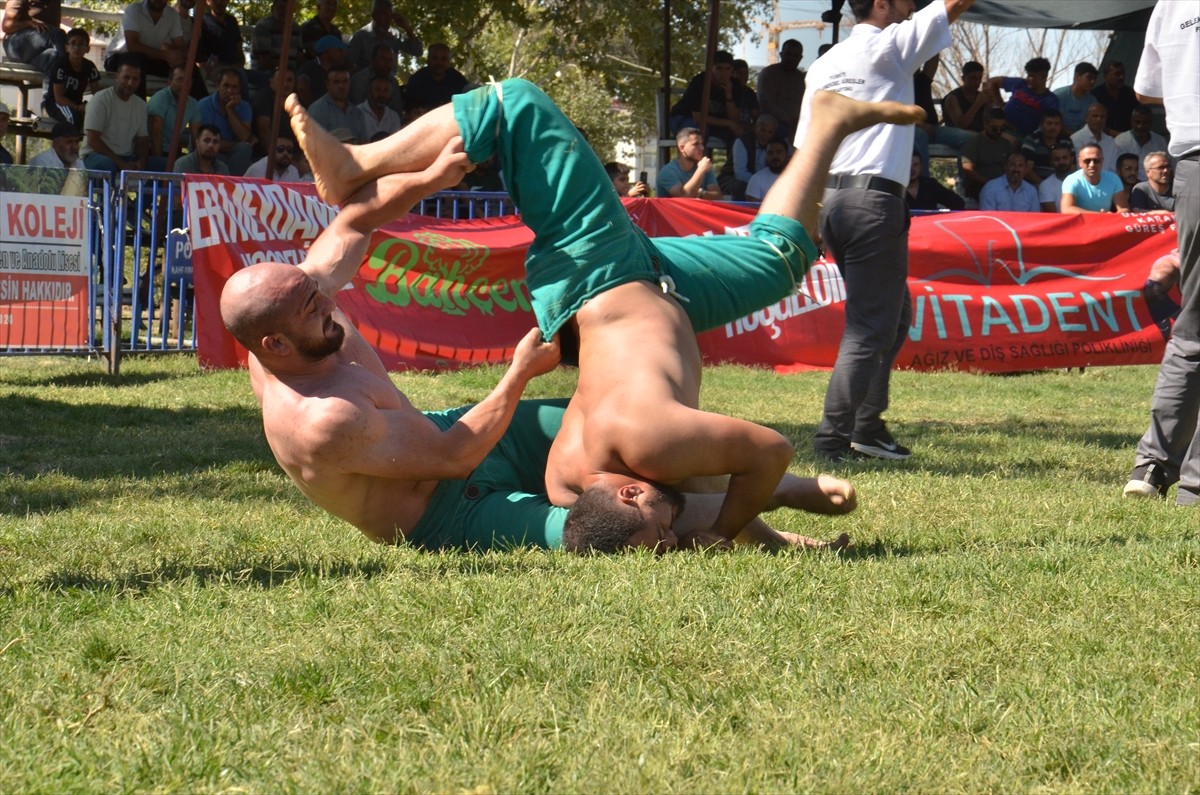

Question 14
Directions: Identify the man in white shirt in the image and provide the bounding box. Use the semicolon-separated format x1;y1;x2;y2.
358;75;402;141
745;140;790;201
979;151;1039;212
1069;103;1118;172
245;137;302;181
104;0;185;81
1115;104;1169;180
1037;142;1076;212
793;0;976;463
29;122;86;169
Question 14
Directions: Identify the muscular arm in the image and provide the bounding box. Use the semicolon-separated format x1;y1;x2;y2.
944;0;977;23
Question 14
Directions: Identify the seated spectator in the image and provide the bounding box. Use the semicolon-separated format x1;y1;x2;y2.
251;67;294;158
1019;109;1072;185
656;127;721;199
744;140;790;201
1070;103;1118;172
81;60;164;175
756;38;804;137
297;35;348;107
669;51;750;152
198;66;254;175
350;44;403;113
1091;61;1138;135
942;60;994;135
961;109;1014;202
1060;143;1128;214
1128;152;1175;213
720;114;779;200
1053;61;1098;134
172;123;228;174
29;121;84;168
905;152;964;212
299;0;341;63
979;151;1039;212
1116;152;1140;197
604;162;649;198
198;0;243;71
2;0;65;72
0;103;14;165
988;57;1058;138
250;0;300;76
1037;142;1076;212
731;58;759;126
358;74;401;140
308;66;367;144
346;0;421;73
1115;105;1169;180
244;135;301;181
42;27;100;129
104;0;185;86
147;64;200;158
913;54;973;165
404;43;468;110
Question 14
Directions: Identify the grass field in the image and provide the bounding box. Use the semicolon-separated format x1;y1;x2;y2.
1;355;1197;793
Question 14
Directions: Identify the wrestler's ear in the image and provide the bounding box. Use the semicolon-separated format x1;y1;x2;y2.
615;483;645;506
260;333;291;356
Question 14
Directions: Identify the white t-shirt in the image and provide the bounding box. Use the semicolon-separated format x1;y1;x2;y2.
1134;1;1200;157
793;0;951;185
29;148;86;169
1070;128;1118;173
107;0;184;59
745;166;782;201
81;87;149;157
1038;173;1066;211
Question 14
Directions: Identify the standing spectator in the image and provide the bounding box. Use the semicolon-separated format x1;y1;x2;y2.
720;114;779;200
669;50;748;152
1115;105;1169;180
731;58;759;127
942;60;994;135
1059;143;1128;214
198;66;253;174
198;0;243;70
358;75;401;140
147;63;199;157
756;39;805;137
744;140;790;201
41;27;100;128
251;0;300;76
403;43;468;110
345;0;421;73
104;0;185;86
1037;142;1076;212
979;151;1039;211
1053;61;1098;133
604;162;649;198
0;103;13;165
1129;151;1174;214
245;135;302;181
989;56;1058;138
1092;61;1138;135
172;123;228;174
29;122;84;168
904;152;964;211
961;108;1014;202
2;0;64;72
656;127;721;199
1070;103;1118;172
1020;109;1072;184
350;44;403;113
251;68;294;158
795;0;976;462
81;60;162;175
308;66;366;144
299;0;341;63
1123;1;1200;504
297;35;347;107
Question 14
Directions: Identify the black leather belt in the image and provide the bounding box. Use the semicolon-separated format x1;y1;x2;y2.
826;174;905;198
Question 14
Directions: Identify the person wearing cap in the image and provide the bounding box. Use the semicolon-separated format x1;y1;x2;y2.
0;102;13;165
29;121;85;168
298;0;341;63
297;34;348;107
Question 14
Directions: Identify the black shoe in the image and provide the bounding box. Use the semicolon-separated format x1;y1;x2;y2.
851;427;912;460
814;445;862;464
1123;462;1173;499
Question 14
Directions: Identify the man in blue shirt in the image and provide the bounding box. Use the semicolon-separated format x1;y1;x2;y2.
979;151;1039;212
990;57;1058;138
198;66;253;174
1060;143;1128;213
656;127;721;199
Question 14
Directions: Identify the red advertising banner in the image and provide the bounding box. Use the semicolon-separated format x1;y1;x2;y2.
187;175;1177;373
0;192;91;349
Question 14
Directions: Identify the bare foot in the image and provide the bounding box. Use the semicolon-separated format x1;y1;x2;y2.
771;474;857;515
285;93;361;205
778;530;852;551
810;89;926;136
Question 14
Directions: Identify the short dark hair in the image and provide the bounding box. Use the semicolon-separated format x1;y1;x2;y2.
1050;141;1073;154
961;60;984;76
562;486;645;554
603;161;627;179
1024;57;1051;75
65;27;89;44
196;123;221;140
1116;152;1139;169
216;66;241;85
1074;61;1098;78
714;50;733;65
1131;104;1153;118
1040;109;1062;121
985;108;1007;124
848;0;874;21
113;54;141;74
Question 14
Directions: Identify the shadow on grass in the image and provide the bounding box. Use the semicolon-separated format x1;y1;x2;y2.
1;369;198;389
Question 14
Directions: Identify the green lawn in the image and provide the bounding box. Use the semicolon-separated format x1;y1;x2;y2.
1;356;1197;793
